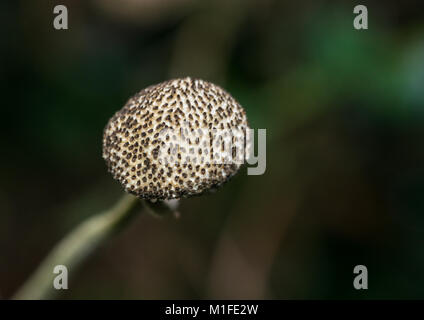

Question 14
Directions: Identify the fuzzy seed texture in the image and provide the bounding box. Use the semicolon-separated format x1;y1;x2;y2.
103;77;249;200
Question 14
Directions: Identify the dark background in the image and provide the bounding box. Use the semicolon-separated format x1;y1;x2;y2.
1;0;424;299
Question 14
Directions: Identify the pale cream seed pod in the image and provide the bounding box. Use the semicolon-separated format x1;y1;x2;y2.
103;77;250;201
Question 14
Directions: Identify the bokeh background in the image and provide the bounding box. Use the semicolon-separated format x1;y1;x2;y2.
1;0;424;299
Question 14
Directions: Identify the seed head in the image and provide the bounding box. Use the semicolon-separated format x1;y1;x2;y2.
103;77;249;200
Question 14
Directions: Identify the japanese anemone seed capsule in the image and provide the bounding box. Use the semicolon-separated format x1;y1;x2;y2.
103;77;249;200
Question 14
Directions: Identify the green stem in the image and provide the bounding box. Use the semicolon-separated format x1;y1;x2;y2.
13;193;141;300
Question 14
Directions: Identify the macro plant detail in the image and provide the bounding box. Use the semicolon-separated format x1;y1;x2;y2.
3;0;424;304
13;77;249;300
103;77;250;201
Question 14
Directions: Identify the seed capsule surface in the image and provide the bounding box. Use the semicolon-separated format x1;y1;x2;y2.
103;77;249;200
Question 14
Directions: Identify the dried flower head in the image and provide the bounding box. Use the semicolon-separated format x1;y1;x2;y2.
103;77;249;200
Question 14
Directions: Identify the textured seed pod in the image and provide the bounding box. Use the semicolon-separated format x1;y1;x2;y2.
103;77;249;200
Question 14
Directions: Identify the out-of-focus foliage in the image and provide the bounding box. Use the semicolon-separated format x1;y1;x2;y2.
1;0;424;299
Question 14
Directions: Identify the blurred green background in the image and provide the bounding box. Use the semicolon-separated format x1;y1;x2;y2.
1;0;424;299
